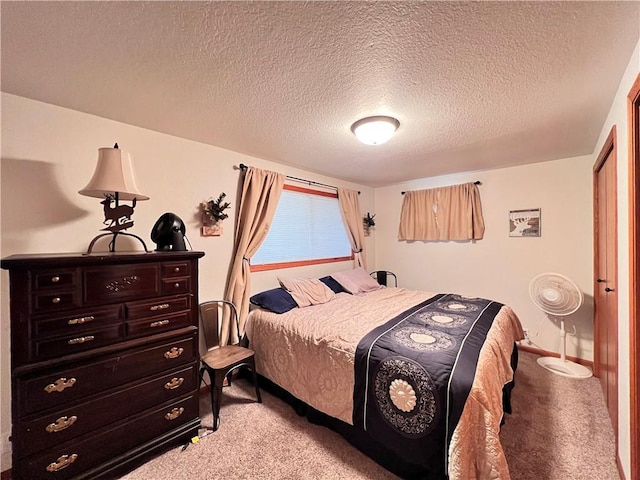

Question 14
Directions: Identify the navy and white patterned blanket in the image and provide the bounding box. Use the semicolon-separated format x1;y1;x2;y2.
353;293;504;477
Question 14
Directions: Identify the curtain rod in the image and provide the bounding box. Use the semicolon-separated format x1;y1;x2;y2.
401;181;482;195
238;163;360;194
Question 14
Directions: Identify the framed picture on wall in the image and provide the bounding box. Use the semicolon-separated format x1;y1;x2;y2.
509;208;541;237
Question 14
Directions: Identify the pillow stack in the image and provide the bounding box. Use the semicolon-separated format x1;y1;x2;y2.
249;267;384;313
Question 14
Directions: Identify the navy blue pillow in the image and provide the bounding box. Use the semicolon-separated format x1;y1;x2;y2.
319;276;350;294
250;288;298;314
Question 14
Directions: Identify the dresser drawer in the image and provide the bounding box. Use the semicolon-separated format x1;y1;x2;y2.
161;276;190;295
15;363;198;458
18;335;197;415
126;295;191;320
32;291;81;314
161;261;190;278
32;305;123;339
126;311;192;339
83;264;160;304
32;325;124;361
17;395;199;480
32;269;77;290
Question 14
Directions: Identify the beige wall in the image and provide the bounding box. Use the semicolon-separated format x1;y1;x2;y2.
374;156;595;360
0;93;374;470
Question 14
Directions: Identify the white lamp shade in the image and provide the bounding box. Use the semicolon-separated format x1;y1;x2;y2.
79;147;149;201
351;116;400;145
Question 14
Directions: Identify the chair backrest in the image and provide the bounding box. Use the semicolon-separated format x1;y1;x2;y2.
199;300;240;351
370;270;398;287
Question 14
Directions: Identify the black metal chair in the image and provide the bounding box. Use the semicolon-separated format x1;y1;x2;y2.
199;300;261;431
370;270;398;287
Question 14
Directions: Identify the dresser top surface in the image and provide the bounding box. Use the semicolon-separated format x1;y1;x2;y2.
1;251;205;269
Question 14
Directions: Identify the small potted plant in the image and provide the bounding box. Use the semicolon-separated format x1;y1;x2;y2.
201;193;231;236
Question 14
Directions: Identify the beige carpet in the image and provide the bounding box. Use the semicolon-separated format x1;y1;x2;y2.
119;350;619;479
501;351;619;480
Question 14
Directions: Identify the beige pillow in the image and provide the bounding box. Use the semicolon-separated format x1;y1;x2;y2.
331;267;383;295
278;277;335;307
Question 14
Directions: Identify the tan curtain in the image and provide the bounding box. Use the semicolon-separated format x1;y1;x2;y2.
398;182;484;241
337;188;366;269
397;189;439;240
222;167;284;345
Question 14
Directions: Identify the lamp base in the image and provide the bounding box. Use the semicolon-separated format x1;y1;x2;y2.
86;232;149;254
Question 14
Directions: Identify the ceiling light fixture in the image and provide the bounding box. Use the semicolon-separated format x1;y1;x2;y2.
351;116;400;145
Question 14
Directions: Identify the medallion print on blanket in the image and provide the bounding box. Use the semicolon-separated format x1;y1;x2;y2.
353;293;504;476
373;356;439;437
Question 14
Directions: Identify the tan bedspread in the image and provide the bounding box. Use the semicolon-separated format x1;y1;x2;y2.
245;287;524;479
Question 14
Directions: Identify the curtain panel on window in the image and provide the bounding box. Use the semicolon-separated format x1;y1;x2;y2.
337;188;366;269
223;167;284;345
398;182;485;241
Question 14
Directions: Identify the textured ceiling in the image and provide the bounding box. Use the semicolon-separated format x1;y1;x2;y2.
2;1;639;187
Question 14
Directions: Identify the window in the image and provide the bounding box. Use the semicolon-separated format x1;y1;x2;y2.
251;185;352;271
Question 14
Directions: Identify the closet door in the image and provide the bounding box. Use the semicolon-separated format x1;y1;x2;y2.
593;127;618;436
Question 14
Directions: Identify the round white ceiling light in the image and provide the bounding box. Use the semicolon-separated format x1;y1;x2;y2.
351;116;400;145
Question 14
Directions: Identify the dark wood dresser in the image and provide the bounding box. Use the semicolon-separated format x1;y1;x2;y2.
1;251;205;480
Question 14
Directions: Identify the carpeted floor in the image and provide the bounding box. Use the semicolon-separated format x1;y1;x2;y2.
119;350;619;479
500;351;618;480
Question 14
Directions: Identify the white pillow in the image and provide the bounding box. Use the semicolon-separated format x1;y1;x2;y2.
331;267;383;295
278;277;335;307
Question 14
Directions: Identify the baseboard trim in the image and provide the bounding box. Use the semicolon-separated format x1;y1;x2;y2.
1;468;11;480
516;343;593;369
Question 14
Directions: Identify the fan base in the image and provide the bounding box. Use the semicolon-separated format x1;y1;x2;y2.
537;356;593;379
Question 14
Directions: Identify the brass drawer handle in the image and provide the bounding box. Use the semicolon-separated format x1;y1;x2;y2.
46;454;78;472
51;276;60;283
164;407;184;421
150;319;170;328
164;347;184;359
68;335;95;345
150;303;170;311
46;415;77;433
44;377;77;394
52;297;61;304
164;377;184;390
68;316;95;325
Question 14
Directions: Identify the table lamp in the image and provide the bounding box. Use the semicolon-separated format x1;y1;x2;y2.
79;143;149;253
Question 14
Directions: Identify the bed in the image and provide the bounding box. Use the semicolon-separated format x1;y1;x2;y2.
245;273;524;480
